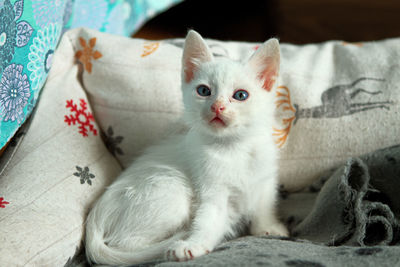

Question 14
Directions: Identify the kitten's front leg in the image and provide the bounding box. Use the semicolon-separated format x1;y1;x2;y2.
249;184;288;237
166;192;229;261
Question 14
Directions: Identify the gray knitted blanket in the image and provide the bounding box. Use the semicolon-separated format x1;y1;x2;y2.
67;145;400;267
281;144;400;247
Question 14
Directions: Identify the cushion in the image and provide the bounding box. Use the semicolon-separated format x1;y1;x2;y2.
76;28;399;191
0;30;121;266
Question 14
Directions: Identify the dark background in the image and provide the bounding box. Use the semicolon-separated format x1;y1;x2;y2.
134;0;400;44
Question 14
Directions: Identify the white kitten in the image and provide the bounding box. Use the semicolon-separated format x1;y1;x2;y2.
85;30;288;266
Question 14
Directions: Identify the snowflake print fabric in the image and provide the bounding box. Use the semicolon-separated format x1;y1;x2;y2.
0;197;10;208
101;126;124;156
75;37;102;73
73;166;95;185
64;99;97;137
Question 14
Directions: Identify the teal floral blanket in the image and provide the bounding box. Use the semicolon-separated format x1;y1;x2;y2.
0;0;182;149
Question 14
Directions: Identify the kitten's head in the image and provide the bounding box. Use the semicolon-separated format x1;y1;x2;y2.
181;30;280;139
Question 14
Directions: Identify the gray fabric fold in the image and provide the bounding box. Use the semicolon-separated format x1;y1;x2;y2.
67;236;400;267
286;145;400;246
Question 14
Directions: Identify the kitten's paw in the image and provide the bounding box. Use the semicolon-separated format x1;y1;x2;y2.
166;240;210;261
251;222;289;237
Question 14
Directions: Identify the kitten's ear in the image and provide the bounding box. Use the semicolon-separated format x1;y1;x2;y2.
182;30;213;83
246;38;280;92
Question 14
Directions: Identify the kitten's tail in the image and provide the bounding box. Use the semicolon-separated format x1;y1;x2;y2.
85;210;184;266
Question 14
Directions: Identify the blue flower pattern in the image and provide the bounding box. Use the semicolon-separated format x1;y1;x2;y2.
0;0;182;149
0;0;17;73
31;0;67;28
27;23;61;98
0;64;30;123
70;0;108;30
104;2;129;35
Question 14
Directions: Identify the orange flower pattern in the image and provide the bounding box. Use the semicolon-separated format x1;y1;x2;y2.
141;42;160;57
273;86;296;148
75;37;103;73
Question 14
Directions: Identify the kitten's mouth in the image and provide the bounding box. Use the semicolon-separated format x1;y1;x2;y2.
210;116;226;127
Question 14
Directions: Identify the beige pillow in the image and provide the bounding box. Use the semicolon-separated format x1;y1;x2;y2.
76;28;399;191
0;31;121;266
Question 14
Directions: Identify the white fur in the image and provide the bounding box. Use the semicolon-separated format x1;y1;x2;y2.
85;30;288;266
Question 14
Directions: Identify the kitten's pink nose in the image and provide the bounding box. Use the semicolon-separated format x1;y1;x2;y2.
211;102;225;114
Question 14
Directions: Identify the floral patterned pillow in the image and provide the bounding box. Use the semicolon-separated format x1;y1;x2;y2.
0;0;182;150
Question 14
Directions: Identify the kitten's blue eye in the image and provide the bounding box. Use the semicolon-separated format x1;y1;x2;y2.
233;90;249;101
196;85;211;97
